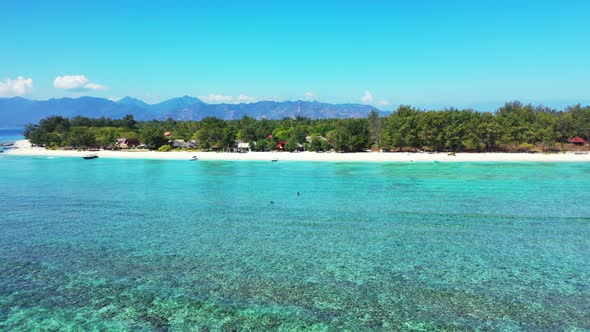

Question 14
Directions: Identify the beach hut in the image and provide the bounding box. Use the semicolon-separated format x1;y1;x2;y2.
569;136;588;145
276;140;287;150
116;138;140;149
126;138;140;147
171;140;198;148
172;139;185;148
210;143;224;151
237;142;251;153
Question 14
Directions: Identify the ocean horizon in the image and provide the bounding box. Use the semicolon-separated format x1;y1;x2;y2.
0;153;589;330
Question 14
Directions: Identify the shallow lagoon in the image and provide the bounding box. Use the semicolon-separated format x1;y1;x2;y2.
0;157;589;330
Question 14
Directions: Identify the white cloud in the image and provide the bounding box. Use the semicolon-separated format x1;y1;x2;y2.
200;93;258;104
361;90;373;103
84;83;104;90
200;93;234;103
304;91;316;100
360;90;390;107
0;76;33;97
237;94;257;103
53;75;105;91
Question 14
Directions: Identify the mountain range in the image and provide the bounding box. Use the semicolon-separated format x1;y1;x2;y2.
0;96;385;126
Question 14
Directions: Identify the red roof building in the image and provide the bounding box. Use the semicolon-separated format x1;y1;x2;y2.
276;140;287;150
569;136;588;145
116;138;140;148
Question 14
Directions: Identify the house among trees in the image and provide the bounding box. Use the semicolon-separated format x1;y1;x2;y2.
236;142;251;153
171;139;198;148
569;136;588;145
276;140;287;150
116;138;140;149
164;131;172;137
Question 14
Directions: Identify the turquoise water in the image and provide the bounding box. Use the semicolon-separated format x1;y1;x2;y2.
0;156;589;331
0;128;23;153
0;128;23;141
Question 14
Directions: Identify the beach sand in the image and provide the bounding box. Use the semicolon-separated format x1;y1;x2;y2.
6;140;590;162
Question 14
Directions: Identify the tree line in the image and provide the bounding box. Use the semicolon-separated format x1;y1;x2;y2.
24;101;590;152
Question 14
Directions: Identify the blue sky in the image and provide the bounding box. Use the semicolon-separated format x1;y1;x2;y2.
1;0;589;110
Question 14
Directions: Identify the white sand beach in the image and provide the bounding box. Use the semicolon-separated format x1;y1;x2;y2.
5;140;590;162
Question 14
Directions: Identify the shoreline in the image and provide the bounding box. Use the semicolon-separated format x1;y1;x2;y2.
5;140;590;163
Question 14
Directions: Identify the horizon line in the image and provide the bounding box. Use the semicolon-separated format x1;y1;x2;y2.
3;95;590;112
1;95;386;110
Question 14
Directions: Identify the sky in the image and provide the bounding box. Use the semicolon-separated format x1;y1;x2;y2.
1;0;589;110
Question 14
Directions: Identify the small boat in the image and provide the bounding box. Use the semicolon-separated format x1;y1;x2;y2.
271;159;278;162
83;154;98;160
189;156;198;161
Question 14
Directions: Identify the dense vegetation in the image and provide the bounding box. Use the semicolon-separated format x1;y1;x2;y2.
24;102;590;152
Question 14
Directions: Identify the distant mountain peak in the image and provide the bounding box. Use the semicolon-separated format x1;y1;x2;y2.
117;96;148;107
176;95;204;104
150;96;205;111
0;95;386;126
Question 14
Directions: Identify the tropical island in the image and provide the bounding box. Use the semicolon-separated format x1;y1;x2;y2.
7;101;590;162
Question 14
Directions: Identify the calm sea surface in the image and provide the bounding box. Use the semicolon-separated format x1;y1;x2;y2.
0;153;589;330
0;128;23;148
